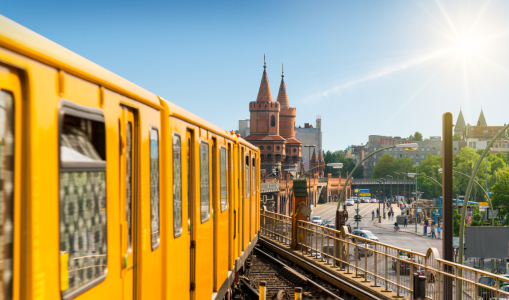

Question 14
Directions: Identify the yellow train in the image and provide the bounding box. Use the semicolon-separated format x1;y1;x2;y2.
0;15;260;300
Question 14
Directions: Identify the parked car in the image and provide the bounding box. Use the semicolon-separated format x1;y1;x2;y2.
346;199;354;206
369;199;377;203
351;197;359;203
324;220;334;226
311;216;323;225
351;229;379;242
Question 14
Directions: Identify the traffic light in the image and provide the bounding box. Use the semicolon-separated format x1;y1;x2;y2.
406;208;409;216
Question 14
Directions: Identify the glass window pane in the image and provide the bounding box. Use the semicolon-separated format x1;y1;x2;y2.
150;129;160;249
245;156;249;197
200;142;210;222
173;135;182;237
252;158;255;196
220;148;227;212
60;171;107;295
126;122;132;252
0;90;14;299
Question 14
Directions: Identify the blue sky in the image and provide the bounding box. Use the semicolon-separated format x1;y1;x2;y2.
4;0;509;151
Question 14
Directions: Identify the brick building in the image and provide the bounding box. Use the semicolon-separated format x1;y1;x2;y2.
245;60;302;174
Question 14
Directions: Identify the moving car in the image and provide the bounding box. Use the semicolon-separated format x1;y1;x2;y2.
346;199;354;206
351;197;359;203
311;216;323;225
351;229;379;242
369;199;377;203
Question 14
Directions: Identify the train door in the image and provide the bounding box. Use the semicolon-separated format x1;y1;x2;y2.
0;65;20;300
119;106;137;300
186;130;196;299
212;138;217;291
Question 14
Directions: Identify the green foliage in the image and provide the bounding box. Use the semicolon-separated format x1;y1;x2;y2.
408;132;423;141
491;172;509;226
370;154;414;179
416;154;443;199
323;150;364;178
453;134;462;141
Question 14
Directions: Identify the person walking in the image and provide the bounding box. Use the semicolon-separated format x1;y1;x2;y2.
376;208;380;218
404;216;408;227
437;226;441;239
424;224;427;236
431;225;436;238
372;211;375;220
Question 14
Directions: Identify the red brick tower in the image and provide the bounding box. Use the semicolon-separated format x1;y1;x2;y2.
245;56;286;172
318;151;325;177
277;64;302;171
310;149;319;175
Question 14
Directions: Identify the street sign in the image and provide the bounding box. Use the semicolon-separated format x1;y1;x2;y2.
484;195;487;199
415;212;418;216
479;202;489;206
359;193;371;197
417;207;422;213
355;209;360;214
355;189;359;193
453;237;459;248
359;189;369;193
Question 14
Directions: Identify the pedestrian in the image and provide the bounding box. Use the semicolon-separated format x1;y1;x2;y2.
372;211;375;220
437;226;441;239
404;216;408;227
431;226;436;238
377;208;380;218
424;224;427;236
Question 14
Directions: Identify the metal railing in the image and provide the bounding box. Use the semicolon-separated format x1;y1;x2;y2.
260;210;292;246
260;211;509;300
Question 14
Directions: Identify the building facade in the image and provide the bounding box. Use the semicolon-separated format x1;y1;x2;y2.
362;135;447;178
244;60;302;174
296;117;323;170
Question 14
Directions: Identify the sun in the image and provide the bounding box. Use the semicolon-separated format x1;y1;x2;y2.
453;34;482;57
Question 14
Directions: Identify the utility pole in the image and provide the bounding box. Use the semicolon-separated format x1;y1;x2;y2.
442;112;454;300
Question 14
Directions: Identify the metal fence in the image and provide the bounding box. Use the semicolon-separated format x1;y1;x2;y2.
260;210;509;300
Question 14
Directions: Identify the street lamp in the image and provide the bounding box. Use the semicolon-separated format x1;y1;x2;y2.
336;143;419;211
375;179;383;223
387;175;393;200
380;178;386;219
438;168;493;226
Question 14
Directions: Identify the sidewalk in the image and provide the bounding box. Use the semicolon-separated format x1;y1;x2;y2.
372;213;442;240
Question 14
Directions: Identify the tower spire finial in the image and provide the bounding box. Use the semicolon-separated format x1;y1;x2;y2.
264;54;266;69
282;63;284;78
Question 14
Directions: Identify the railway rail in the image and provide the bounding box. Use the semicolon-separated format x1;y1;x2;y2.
238;245;352;299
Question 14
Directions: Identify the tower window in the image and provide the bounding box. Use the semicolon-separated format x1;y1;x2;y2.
271;115;275;127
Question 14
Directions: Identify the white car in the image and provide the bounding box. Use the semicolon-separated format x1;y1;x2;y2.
346;199;354;206
311;216;323;225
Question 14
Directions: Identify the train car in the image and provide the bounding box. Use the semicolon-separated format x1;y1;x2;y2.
0;15;260;300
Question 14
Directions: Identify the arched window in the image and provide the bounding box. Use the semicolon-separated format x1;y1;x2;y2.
271;115;275;127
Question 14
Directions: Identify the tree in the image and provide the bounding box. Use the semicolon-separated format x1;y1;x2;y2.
453;209;461;236
491;172;509;226
453;134;462;141
417;155;443;199
323;150;364;179
371;153;396;179
408;132;423;141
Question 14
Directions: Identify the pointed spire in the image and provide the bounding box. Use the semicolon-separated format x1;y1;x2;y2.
276;63;290;107
311;148;317;162
455;108;466;132
477;109;487;126
256;54;274;102
317;150;323;162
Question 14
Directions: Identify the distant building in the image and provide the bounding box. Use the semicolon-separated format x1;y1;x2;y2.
455;108;507;151
361;135;460;178
296;116;323;170
238;119;250;138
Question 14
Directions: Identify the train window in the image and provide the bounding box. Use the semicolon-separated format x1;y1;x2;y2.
245;155;249;197
150;129;160;250
173;134;182;237
0;90;14;300
252;157;256;195
59;103;107;298
200;142;210;222
220;147;227;212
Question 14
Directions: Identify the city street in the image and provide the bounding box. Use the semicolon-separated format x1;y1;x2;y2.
311;201;443;256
